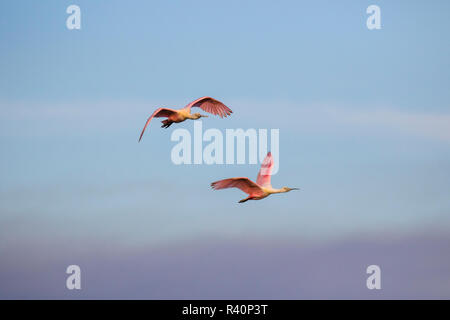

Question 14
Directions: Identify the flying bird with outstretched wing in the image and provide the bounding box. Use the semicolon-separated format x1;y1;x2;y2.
138;96;232;142
211;152;299;203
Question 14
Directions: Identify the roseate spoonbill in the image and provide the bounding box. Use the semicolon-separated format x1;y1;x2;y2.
138;96;232;142
211;152;299;203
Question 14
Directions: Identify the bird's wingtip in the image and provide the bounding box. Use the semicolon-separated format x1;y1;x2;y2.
211;181;220;190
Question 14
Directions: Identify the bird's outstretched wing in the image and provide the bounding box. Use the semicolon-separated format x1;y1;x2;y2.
139;108;177;142
256;152;273;188
184;96;232;118
211;177;265;196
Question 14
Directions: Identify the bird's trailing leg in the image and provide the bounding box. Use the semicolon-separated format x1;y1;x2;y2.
161;120;173;128
238;197;252;203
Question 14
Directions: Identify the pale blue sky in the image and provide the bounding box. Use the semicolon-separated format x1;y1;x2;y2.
0;0;449;298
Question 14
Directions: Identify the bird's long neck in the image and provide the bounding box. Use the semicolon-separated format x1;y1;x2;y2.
268;188;286;194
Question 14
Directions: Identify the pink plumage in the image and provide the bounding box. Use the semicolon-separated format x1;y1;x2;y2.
211;177;266;197
256;152;273;187
211;151;299;203
139;108;177;142
184;96;233;118
138;97;232;142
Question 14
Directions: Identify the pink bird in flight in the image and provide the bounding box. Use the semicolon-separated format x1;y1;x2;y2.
139;96;232;142
211;152;299;203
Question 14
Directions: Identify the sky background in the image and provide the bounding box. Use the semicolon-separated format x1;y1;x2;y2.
1;0;449;299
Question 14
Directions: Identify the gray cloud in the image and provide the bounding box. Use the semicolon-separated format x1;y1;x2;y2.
1;232;449;299
3;100;450;142
225;99;450;142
